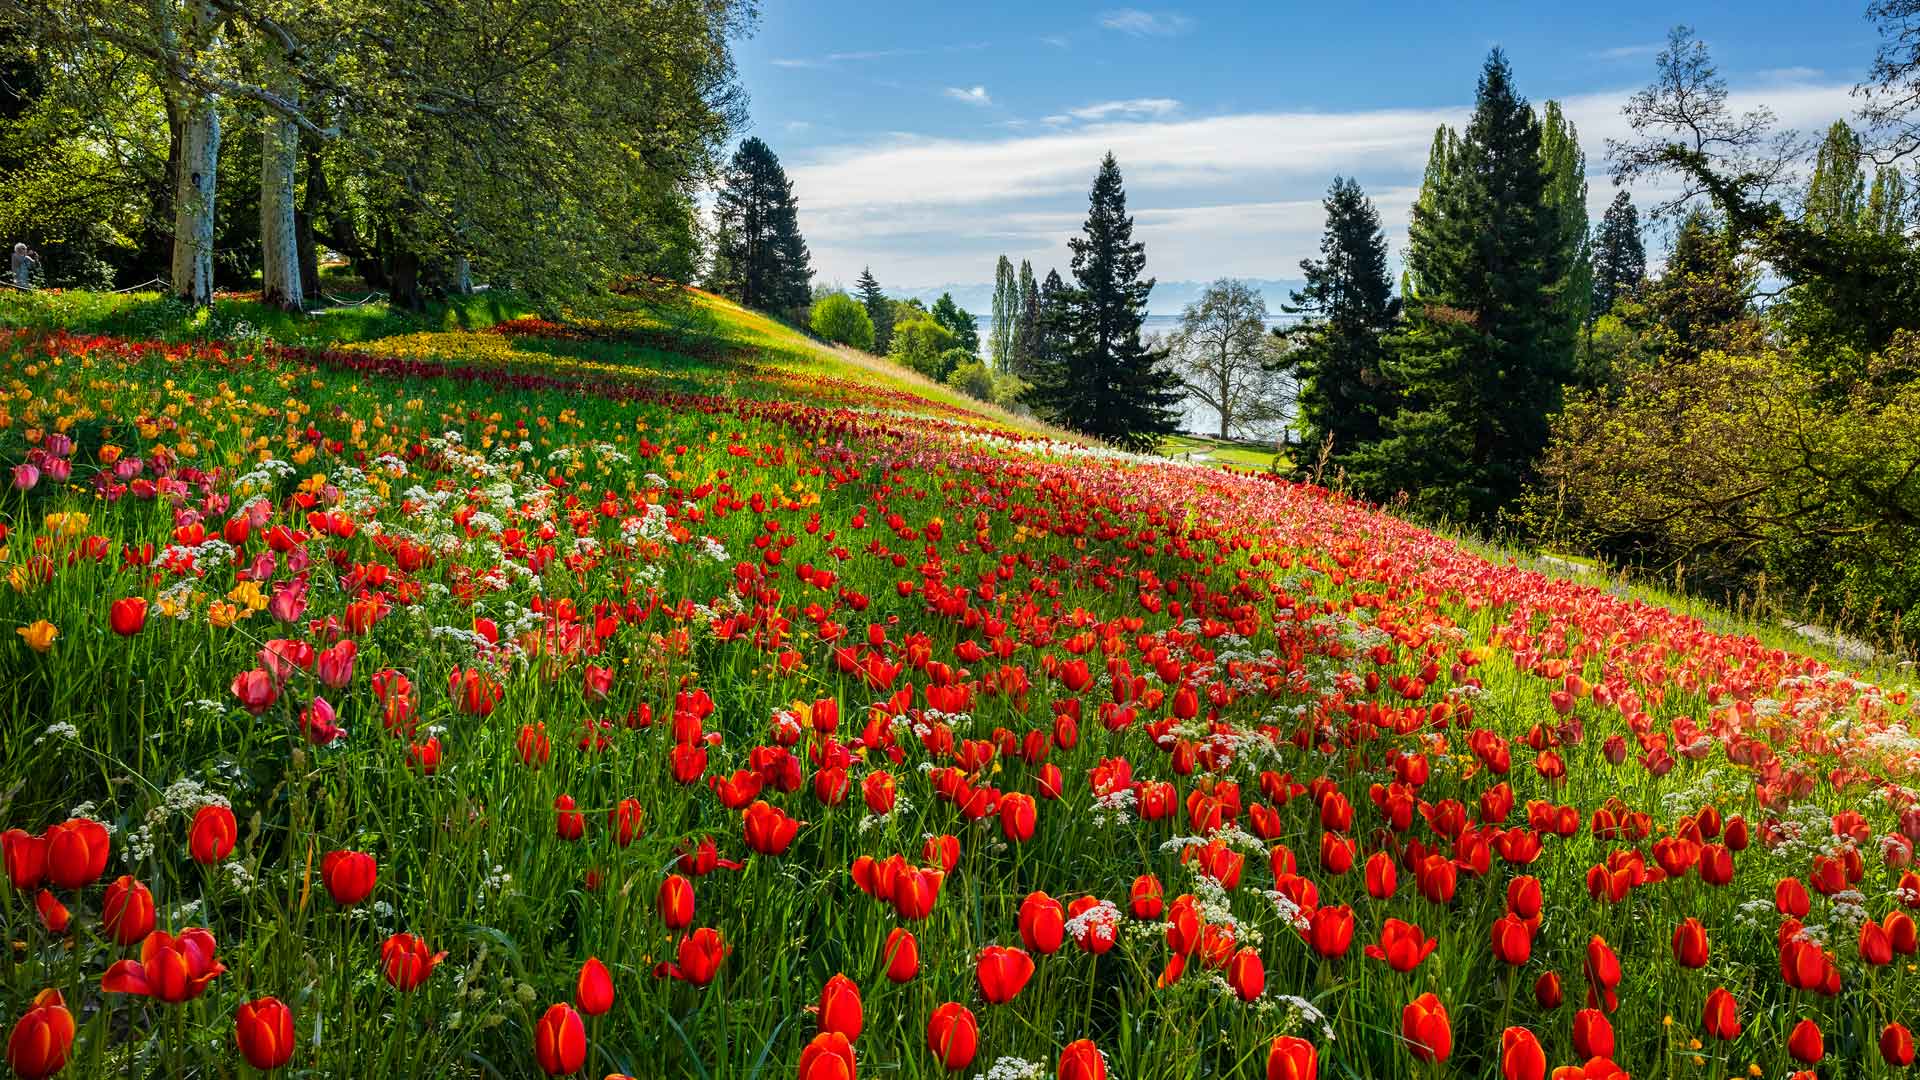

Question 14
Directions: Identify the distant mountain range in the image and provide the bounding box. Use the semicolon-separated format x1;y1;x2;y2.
889;278;1308;321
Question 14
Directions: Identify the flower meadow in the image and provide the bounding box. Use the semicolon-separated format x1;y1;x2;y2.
0;291;1918;1080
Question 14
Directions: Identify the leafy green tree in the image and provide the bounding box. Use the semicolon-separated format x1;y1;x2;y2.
1026;154;1183;451
1355;49;1575;521
710;136;812;313
929;292;979;354
1281;176;1401;469
1169;278;1287;439
1589;191;1646;319
888;314;957;380
1540;101;1591;350
855;266;893;353
810;291;874;350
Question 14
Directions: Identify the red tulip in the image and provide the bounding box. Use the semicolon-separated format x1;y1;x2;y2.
925;1002;978;1071
6;989;75;1080
669;927;728;986
1129;874;1164;919
1364;851;1397;898
743;800;800;855
924;834;960;873
380;933;446;990
1775;877;1811;918
1000;793;1036;843
1019;891;1066;955
861;771;896;814
1571;1009;1614;1060
608;798;644;847
2;828;47;891
658;873;696;930
42;818;109;889
1306;904;1354;957
1883;1022;1915;1067
975;945;1034;1004
798;1031;856;1080
576;957;614;1017
1058;1039;1107;1080
815;975;866;1049
533;1003;586;1075
102;927;226;1002
1491;913;1533;966
1266;1035;1317;1080
109;596;148;635
1226;946;1265;1001
33;890;68;934
322;850;377;905
554;795;586;841
1534;970;1563;1009
1501;1026;1546;1080
1584;935;1621;1012
1365;919;1438;972
883;927;919;982
1507;874;1543;918
1401;993;1452;1063
1788;1018;1823;1064
101;875;155;945
1671;918;1710;968
1702;987;1741;1040
188;804;237;864
234;996;295;1070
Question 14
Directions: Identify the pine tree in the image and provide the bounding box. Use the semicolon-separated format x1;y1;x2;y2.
856;266;893;354
1011;259;1040;377
1025;268;1078;418
1589;191;1646;318
1027;154;1183;451
1356;49;1574;522
989;256;1017;369
1282;177;1401;467
710;137;812;313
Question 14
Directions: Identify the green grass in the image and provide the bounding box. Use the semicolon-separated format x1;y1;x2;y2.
1161;433;1289;471
0;288;532;349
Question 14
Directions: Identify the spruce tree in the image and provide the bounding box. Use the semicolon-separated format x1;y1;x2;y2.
1028;153;1183;450
710;137;812;312
856;266;893;354
1589;191;1646;318
1356;49;1574;522
1025;268;1079;418
1011;259;1040;378
1282;177;1401;467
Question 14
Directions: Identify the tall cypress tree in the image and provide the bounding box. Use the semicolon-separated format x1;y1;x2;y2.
856;266;892;354
1027;154;1183;450
1589;191;1646;318
1540;102;1591;346
989;255;1017;368
1356;49;1573;522
1283;177;1401;467
710;137;812;312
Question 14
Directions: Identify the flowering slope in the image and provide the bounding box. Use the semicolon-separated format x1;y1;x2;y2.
0;290;1915;1080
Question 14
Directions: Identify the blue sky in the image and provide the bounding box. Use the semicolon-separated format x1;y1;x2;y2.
730;2;1879;292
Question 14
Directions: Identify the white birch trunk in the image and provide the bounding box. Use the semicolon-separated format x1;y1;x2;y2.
259;89;301;311
452;256;472;295
172;95;219;307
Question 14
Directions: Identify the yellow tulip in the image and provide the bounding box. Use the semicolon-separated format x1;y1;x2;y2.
16;620;57;653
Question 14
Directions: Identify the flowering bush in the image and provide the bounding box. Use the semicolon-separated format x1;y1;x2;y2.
0;288;1914;1079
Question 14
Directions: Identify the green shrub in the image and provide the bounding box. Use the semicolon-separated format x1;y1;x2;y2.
808;291;874;351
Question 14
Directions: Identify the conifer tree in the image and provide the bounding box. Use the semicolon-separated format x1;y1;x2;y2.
1282;177;1401;469
1027;153;1183;450
989;255;1017;368
856;266;893;353
1011;259;1040;377
1589;191;1646;318
1355;49;1574;522
710;137;812;312
1540;102;1591;345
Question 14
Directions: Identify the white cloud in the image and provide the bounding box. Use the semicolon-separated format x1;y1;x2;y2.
770;48;916;70
1044;98;1182;125
944;85;993;107
791;80;1859;285
1099;8;1192;37
1592;43;1664;62
1040;34;1071;48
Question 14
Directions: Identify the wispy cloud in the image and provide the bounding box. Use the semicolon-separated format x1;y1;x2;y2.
1098;8;1192;37
1591;42;1664;62
770;48;917;70
1044;98;1182;125
1756;66;1823;83
789;81;1856;284
944;85;993;107
1040;34;1071;48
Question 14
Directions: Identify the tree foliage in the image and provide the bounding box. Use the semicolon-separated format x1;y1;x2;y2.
928;292;978;354
855;265;892;354
809;291;873;351
710;136;812;315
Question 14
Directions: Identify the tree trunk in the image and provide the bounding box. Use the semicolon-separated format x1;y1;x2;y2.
389;249;423;311
169;0;221;307
259;89;302;311
451;256;472;295
171;93;219;306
